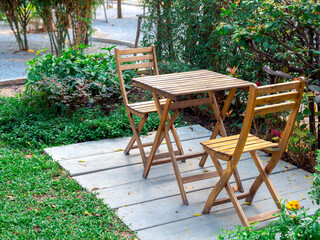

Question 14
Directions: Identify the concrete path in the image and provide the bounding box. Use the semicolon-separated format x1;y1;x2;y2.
45;125;316;239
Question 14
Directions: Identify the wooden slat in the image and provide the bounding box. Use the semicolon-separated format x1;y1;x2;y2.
201;135;242;145
212;192;251;206
152;152;204;166
119;54;154;63
202;135;256;148
170;98;212;110
130;141;154;150
141;73;231;84
153;150;181;161
258;81;300;95
133;70;210;81
182;171;219;184
121;62;155;71
117;47;152;55
128;99;166;108
256;91;299;106
166;83;250;96
247;209;281;223
254;102;297;116
213;139;267;152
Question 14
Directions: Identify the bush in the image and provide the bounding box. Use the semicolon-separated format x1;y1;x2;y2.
25;45;136;111
309;151;320;205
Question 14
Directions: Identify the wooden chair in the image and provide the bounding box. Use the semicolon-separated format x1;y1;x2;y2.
200;78;305;226
115;45;184;167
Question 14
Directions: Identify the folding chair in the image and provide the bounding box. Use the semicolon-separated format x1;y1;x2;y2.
115;45;184;167
200;78;305;226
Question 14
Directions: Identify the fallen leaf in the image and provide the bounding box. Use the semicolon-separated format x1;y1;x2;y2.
123;205;128;207
245;201;251;205
203;170;210;172
114;149;123;152
186;186;193;189
78;160;86;162
175;210;178;213
34;225;41;233
91;187;99;191
232;186;239;192
79;164;87;167
25;154;33;159
188;147;192;151
193;213;202;217
95;213;102;217
84;211;91;216
186;227;191;233
28;49;35;53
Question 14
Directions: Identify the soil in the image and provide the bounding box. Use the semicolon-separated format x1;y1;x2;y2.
0;84;24;97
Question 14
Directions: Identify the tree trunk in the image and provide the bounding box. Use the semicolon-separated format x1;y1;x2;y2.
117;0;122;18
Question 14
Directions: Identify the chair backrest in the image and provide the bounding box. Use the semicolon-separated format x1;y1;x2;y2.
115;45;159;106
232;78;305;163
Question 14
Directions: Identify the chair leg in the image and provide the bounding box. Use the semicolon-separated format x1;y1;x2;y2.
203;154;250;226
248;151;281;209
126;112;148;166
203;157;234;214
124;114;148;155
245;151;282;205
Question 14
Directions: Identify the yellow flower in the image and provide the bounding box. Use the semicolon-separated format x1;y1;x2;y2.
286;200;300;210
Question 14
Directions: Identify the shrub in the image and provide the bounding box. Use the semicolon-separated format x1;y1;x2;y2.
25;45;136;110
218;0;320;80
309;151;320;205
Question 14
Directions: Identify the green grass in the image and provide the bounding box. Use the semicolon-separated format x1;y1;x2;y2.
0;96;185;239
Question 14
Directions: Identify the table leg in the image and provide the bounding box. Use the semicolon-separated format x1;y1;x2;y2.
152;94;184;157
143;98;172;179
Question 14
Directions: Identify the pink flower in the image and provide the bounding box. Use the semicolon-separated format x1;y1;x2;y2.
271;129;282;137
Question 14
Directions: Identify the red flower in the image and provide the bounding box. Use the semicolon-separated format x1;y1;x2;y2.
271;129;282;137
256;81;262;87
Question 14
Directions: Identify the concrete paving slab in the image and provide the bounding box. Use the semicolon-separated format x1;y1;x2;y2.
73;151;272;192
117;168;309;231
44;125;211;160
96;156;291;209
58;136;211;177
137;189;317;240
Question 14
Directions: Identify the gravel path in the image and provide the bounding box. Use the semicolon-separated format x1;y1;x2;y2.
0;2;143;81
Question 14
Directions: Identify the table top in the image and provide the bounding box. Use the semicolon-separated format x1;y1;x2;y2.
132;70;252;101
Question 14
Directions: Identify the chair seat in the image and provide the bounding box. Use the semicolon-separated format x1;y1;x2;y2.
201;134;279;160
127;99;167;115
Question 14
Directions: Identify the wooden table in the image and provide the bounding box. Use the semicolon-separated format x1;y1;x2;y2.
132;70;253;205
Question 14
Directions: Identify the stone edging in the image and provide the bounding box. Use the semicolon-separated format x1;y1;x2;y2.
0;77;26;87
92;37;135;48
